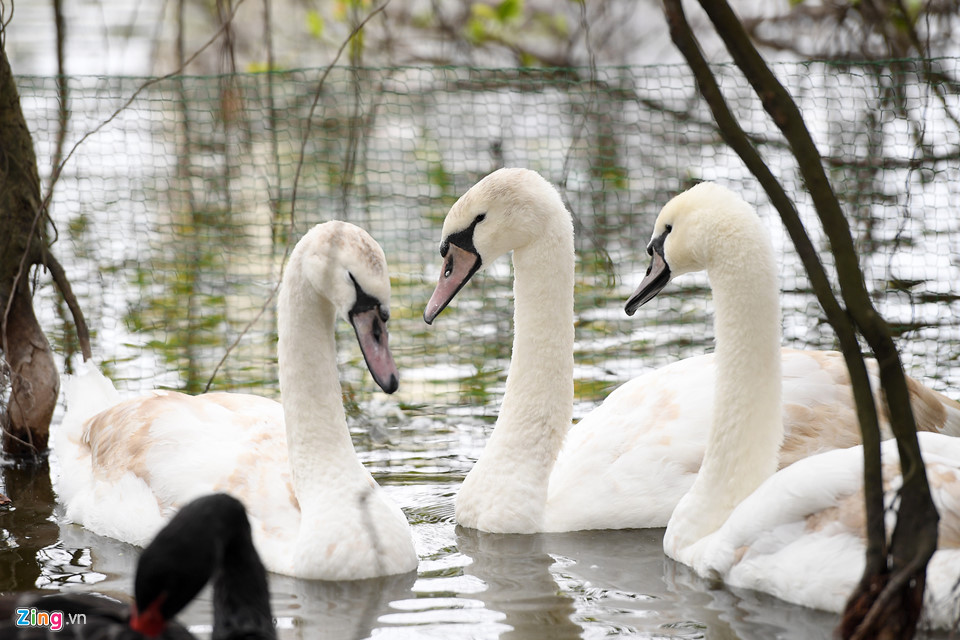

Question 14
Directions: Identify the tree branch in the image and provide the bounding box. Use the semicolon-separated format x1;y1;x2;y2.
660;0;891;579
48;0;68;215
203;0;392;391
693;0;938;633
44;253;90;361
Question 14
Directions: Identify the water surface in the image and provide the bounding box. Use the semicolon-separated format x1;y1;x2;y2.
1;412;954;640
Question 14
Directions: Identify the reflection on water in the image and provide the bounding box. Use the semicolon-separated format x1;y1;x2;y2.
0;413;955;640
246;572;417;640
0;462;90;592
456;527;581;639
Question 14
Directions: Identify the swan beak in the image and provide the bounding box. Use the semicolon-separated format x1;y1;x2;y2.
350;308;399;394
625;245;671;316
130;597;168;637
423;243;481;325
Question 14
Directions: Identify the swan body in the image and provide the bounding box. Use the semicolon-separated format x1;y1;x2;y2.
423;168;960;534
545;347;959;532
691;433;960;626
627;181;960;627
56;221;417;580
0;493;274;639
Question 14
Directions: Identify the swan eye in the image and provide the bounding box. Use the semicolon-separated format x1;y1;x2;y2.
444;255;454;278
665;224;673;232
348;273;381;316
475;213;486;224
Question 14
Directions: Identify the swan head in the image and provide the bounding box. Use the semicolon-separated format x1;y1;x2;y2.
625;182;758;315
423;168;568;323
288;221;399;394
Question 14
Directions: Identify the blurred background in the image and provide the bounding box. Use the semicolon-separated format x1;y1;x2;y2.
3;2;960;638
4;0;960;417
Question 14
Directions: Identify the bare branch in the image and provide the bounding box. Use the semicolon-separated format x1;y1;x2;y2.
203;0;392;391
38;0;252;226
683;0;939;633
48;0;68;219
848;552;928;640
1;0;252;380
0;0;13;48
44;253;91;361
661;0;890;576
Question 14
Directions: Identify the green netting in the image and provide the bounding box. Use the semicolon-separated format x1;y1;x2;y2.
15;60;960;416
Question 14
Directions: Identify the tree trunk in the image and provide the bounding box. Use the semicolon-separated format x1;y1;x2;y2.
0;39;60;459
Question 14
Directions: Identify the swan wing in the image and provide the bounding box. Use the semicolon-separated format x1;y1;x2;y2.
545;353;716;531
544;349;960;532
778;350;960;465
696;433;960;627
56;366;297;568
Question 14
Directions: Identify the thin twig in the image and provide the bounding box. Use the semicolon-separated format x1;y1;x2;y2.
2;0;251;368
37;0;251;227
203;0;392;391
45;253;91;360
48;0;68;227
288;1;390;234
0;0;14;48
555;1;616;285
1;425;37;455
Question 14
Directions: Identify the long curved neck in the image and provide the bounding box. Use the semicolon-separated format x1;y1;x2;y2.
457;213;574;533
278;271;360;513
669;230;783;550
212;526;275;639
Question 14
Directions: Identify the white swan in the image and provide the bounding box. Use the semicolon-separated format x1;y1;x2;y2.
423;168;960;534
56;221;418;580
626;181;960;627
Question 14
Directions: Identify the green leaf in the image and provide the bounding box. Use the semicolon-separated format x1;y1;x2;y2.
307;10;325;39
470;3;497;20
245;61;276;73
466;16;489;43
496;0;523;22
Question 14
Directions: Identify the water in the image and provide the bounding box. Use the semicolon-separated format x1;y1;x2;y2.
1;412;955;640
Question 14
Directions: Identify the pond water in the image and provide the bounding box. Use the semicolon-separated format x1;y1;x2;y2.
1;409;955;640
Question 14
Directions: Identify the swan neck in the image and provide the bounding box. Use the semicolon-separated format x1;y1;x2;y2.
212;527;274;638
278;274;356;508
507;235;576;416
458;214;574;532
670;238;783;546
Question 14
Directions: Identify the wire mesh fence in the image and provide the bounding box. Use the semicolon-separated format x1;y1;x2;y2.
15;59;960;417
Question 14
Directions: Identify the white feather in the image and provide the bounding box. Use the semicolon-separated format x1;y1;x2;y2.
649;182;960;629
430;169;960;535
55;221;417;580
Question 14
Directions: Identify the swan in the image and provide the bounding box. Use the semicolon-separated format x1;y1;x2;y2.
626;181;960;627
0;493;275;639
55;221;418;580
422;168;960;534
